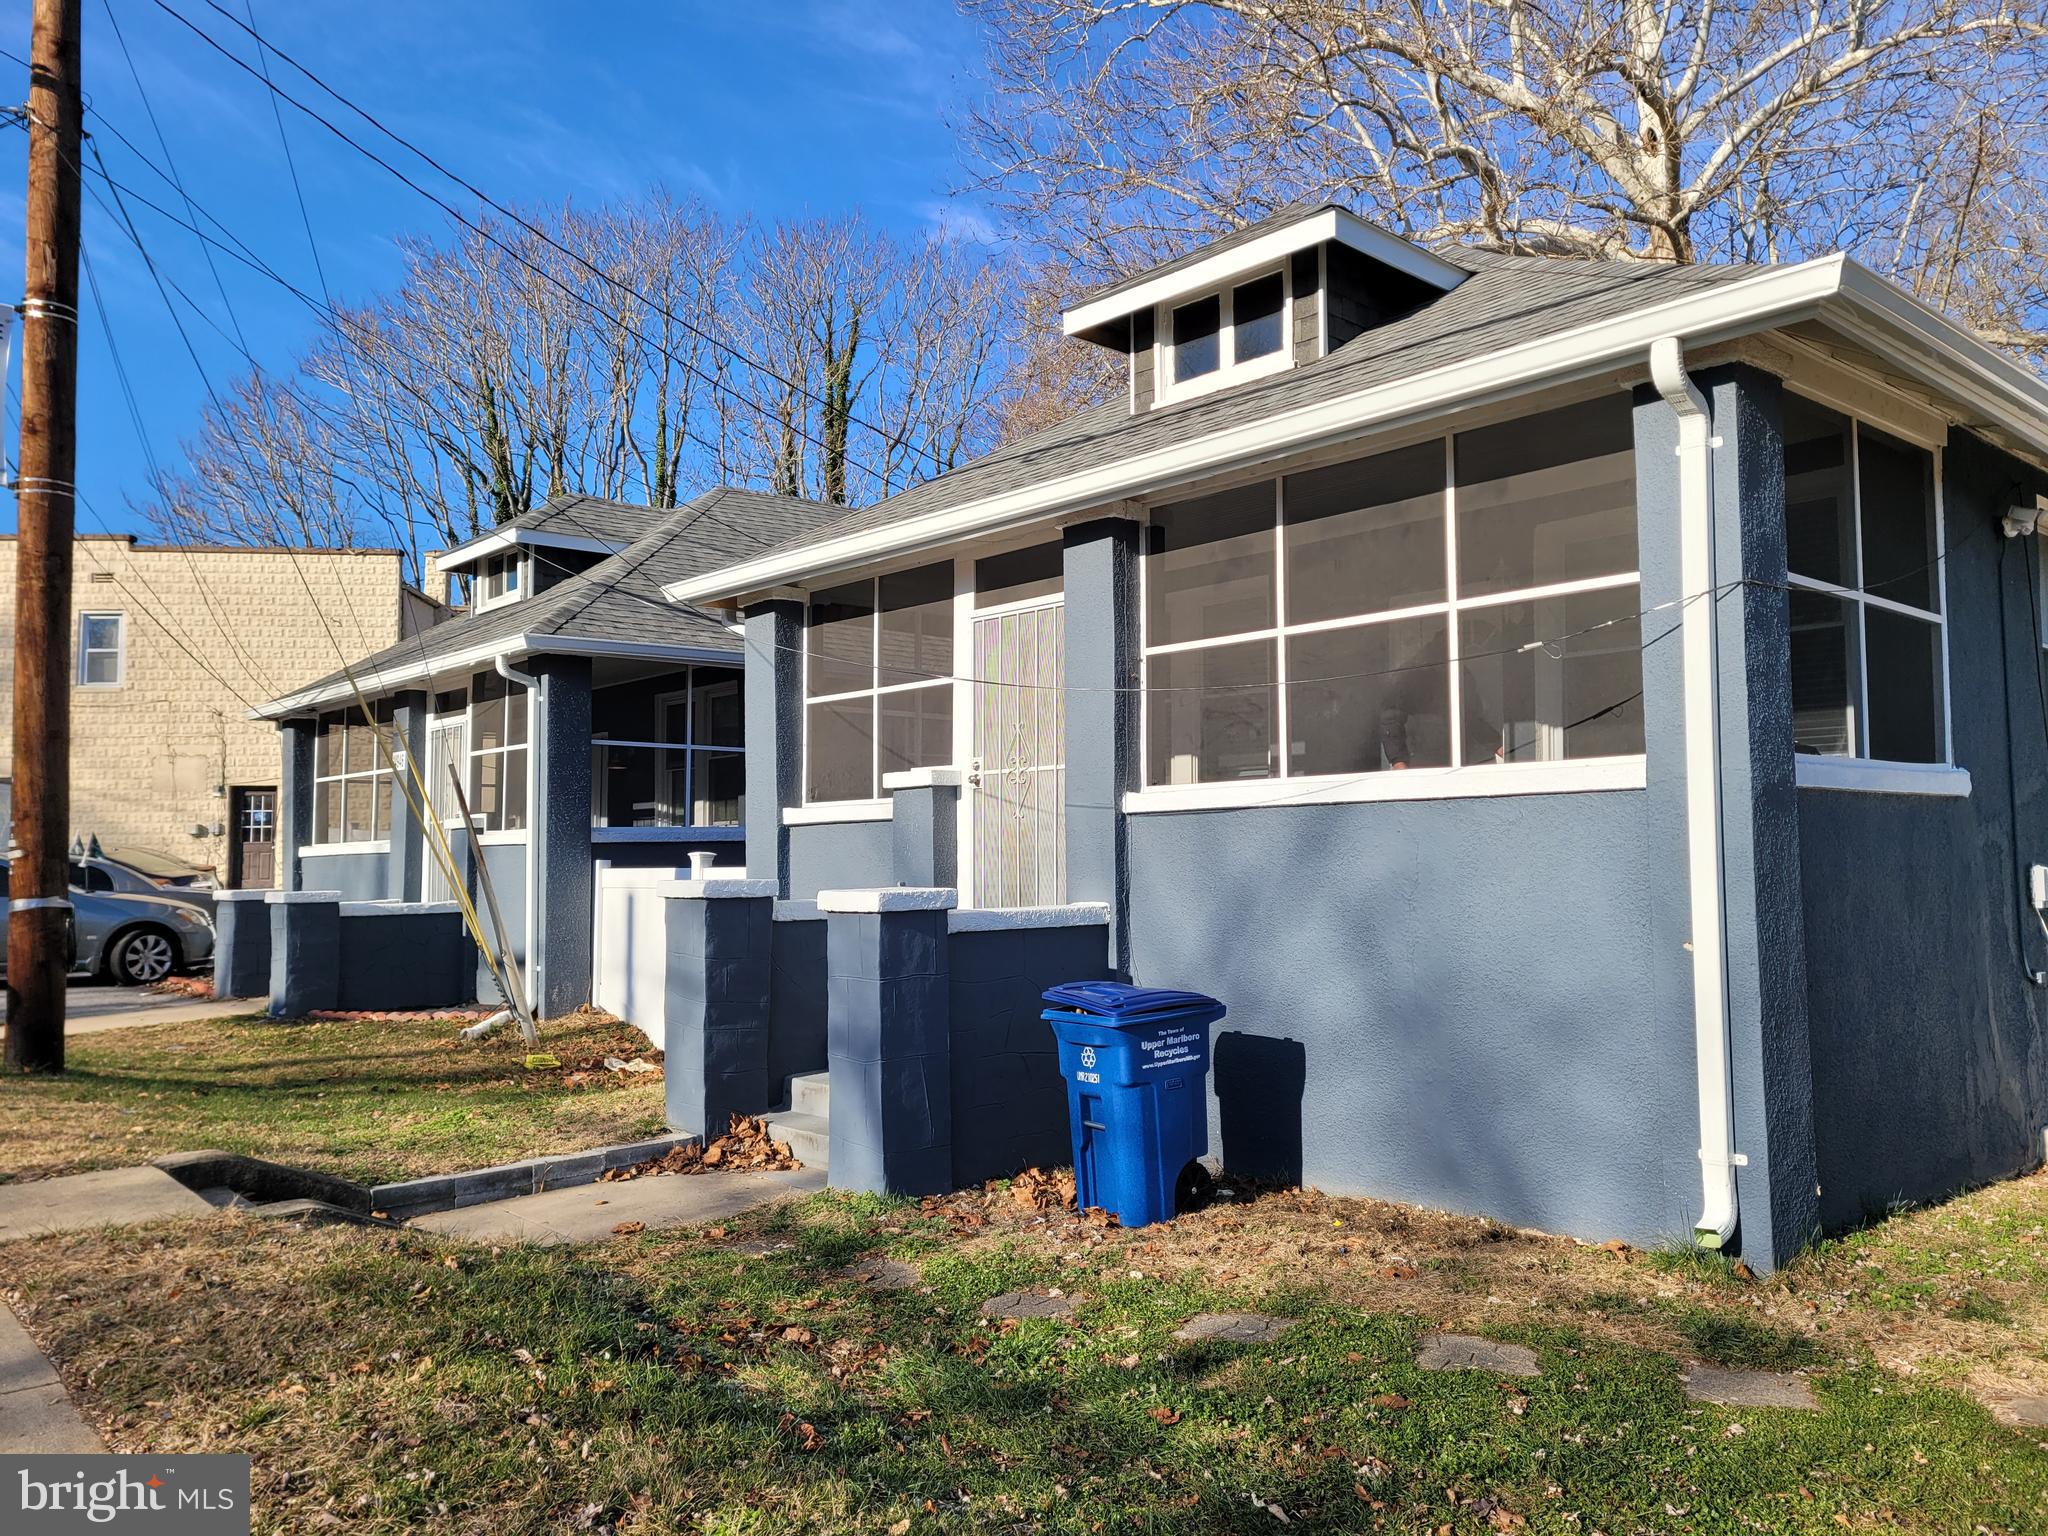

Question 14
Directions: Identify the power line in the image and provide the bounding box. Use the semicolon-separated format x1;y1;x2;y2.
179;0;956;485
146;0;920;494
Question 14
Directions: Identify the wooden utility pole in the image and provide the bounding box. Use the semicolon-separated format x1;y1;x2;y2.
4;0;81;1073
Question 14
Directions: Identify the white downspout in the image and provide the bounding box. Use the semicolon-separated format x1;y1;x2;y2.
1648;336;1744;1250
496;653;541;1010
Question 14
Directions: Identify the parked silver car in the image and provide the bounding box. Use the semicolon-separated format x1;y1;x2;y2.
0;858;216;985
68;855;214;916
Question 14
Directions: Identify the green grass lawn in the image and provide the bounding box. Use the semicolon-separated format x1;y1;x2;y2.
0;1012;670;1186
6;1183;2044;1535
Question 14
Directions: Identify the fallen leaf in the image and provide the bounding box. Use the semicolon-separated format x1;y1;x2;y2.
1372;1393;1410;1410
1148;1405;1182;1425
612;1221;647;1236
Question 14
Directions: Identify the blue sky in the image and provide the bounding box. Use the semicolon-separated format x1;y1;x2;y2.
0;0;993;537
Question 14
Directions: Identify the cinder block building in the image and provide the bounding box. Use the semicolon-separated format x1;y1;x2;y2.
0;535;441;888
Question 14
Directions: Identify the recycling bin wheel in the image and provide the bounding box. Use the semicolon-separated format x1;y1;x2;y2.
1174;1160;1215;1214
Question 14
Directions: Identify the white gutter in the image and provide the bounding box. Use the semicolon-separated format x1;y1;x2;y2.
495;654;542;1011
667;256;1852;604
1649;336;1742;1251
250;635;743;720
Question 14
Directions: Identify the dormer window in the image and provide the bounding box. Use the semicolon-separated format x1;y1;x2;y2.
476;552;527;611
1161;269;1291;402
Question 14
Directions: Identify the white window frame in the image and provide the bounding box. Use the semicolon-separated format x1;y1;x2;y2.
474;552;528;613
1154;265;1294;407
466;672;531;834
1131;415;1648;810
800;572;952;807
590;668;746;830
75;610;125;688
1783;411;1953;779
310;704;395;846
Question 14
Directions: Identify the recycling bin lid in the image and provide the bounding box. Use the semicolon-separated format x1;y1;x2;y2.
1041;979;1222;1020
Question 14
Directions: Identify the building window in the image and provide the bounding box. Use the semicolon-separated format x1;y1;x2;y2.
76;612;124;687
1142;395;1642;786
469;670;529;831
312;701;396;844
590;667;745;829
476;553;525;610
1159;268;1292;402
1783;396;1946;763
804;562;953;802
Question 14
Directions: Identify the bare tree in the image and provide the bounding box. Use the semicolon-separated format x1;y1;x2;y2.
960;0;2048;355
145;196;1022;573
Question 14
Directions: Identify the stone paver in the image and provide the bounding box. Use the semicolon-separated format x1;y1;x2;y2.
0;1166;215;1243
1174;1312;1297;1344
1416;1333;1542;1377
0;1305;103;1453
1680;1363;1818;1409
1980;1392;2048;1429
980;1291;1076;1320
408;1166;825;1244
836;1256;920;1290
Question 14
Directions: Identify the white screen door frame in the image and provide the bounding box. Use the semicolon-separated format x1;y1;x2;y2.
423;715;467;905
961;595;1066;908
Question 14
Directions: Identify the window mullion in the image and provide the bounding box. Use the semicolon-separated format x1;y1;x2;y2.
1443;434;1464;768
1850;422;1871;757
1272;477;1289;779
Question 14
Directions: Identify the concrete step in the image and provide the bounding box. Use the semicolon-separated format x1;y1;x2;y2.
789;1070;831;1118
765;1110;830;1170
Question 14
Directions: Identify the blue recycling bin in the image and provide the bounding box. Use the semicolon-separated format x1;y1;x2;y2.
1041;981;1226;1228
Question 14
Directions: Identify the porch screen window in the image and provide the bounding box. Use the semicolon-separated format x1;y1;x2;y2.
312;701;396;844
590;666;745;829
1783;396;1945;763
804;562;954;802
469;671;529;831
1142;395;1642;785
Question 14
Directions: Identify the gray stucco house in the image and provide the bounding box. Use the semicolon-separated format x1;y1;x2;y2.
660;205;2048;1268
253;488;838;1015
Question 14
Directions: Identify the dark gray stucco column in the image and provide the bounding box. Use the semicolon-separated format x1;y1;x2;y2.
886;770;961;887
278;717;316;892
1705;364;1820;1269
1634;367;1819;1272
663;879;779;1136
743;599;805;895
267;889;340;1017
211;889;272;1000
529;655;594;1017
388;689;429;902
821;887;956;1195
1062;515;1140;973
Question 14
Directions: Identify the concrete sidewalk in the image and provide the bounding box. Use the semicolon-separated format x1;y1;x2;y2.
0;1304;103;1453
0;985;264;1040
0;1167;217;1244
409;1165;825;1243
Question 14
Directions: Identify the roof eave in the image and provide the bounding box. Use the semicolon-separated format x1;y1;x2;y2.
250;630;741;720
669;255;1864;605
437;525;629;573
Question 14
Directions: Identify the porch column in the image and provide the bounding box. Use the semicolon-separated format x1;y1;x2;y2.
885;768;961;887
529;655;594;1017
387;689;429;902
1636;365;1818;1272
1062;515;1141;973
277;716;316;892
267;889;340;1017
820;887;957;1196
662;879;779;1136
743;598;805;895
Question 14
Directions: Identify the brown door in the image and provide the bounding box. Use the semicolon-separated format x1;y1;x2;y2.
229;787;278;889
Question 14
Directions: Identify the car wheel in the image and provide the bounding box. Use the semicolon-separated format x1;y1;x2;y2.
108;927;178;986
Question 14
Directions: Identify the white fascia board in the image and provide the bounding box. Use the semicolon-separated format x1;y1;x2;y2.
1061;209;1468;338
666;256;1852;605
438;526;626;573
251;632;740;719
1823;261;2048;468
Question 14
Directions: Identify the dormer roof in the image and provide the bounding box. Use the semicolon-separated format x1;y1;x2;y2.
1062;203;1471;347
436;495;675;575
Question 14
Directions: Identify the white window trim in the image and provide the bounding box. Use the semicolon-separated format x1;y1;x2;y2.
475;828;529;846
75;610;125;688
1153;266;1293;407
466;676;531;834
1793;756;1971;797
783;799;893;825
800;573;951;806
300;838;391;857
473;552;529;613
1137;425;1646;790
1126;755;1646;814
1784;426;1951;770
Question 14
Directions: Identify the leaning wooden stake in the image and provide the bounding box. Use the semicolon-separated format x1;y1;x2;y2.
446;762;539;1047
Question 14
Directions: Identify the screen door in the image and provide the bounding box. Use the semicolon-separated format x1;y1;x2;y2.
969;600;1065;907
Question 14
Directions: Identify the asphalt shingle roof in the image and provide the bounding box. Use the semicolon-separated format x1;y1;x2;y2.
704;247;1764;577
475;493;677;548
265;487;840;709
